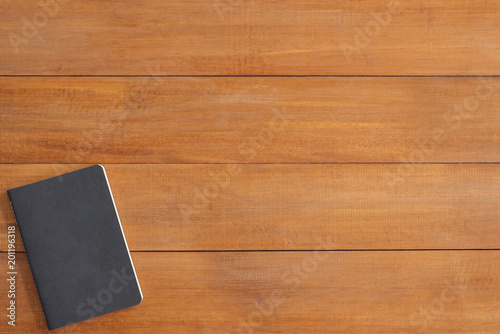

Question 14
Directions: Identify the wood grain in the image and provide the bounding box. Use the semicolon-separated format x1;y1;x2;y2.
1;251;498;333
1;1;499;75
1;77;499;163
2;0;500;332
2;164;499;251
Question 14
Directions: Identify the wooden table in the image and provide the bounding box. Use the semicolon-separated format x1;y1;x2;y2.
1;1;499;333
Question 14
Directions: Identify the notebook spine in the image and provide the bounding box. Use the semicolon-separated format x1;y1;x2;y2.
7;191;51;330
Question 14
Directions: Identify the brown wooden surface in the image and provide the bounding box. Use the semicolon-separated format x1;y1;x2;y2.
1;1;499;75
1;164;500;252
0;77;499;163
2;0;500;332
1;252;499;333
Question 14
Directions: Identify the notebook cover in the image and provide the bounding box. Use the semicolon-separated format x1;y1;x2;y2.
7;165;143;330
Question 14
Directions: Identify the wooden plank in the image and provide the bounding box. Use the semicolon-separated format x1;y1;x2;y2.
1;251;499;333
2;164;500;251
1;1;499;75
1;77;499;163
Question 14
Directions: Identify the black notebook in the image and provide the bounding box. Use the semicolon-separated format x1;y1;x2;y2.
7;165;143;330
